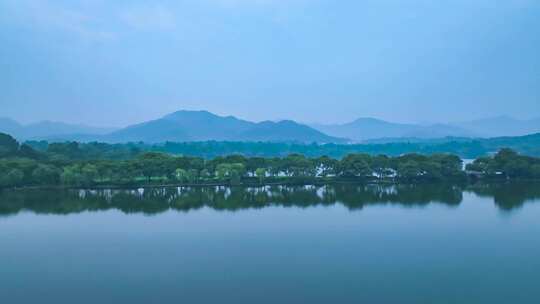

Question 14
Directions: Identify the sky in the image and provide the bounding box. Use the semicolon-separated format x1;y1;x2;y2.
1;0;539;127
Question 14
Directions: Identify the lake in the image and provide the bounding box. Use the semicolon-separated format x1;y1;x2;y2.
1;182;539;303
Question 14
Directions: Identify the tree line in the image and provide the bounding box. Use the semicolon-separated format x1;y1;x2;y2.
1;132;539;188
466;148;540;179
23;133;540;159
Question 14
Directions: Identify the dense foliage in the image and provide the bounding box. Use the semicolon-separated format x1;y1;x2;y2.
25;132;540;159
1;132;539;188
466;148;540;179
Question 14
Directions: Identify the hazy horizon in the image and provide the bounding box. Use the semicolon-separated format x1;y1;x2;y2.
1;0;539;127
2;110;540;129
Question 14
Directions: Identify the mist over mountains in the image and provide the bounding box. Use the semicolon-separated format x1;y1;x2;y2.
311;116;540;142
2;111;539;144
1;111;342;143
0;117;117;140
455;116;540;138
311;118;475;141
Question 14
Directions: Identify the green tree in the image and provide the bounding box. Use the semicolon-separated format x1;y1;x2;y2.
255;168;266;184
216;163;246;184
339;154;372;178
1;168;24;187
19;144;40;159
32;164;61;185
61;165;84;186
282;154;315;177
420;161;443;180
48;142;82;159
371;155;391;179
135;152;173;182
429;154;463;177
466;157;491;173
0;133;19;158
175;168;190;183
81;164;99;185
247;157;267;176
397;161;422;181
216;163;230;180
315;156;338;177
532;164;540;178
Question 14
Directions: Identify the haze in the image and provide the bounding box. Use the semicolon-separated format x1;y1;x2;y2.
1;0;539;127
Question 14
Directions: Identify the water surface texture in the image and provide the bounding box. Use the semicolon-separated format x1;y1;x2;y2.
1;183;539;304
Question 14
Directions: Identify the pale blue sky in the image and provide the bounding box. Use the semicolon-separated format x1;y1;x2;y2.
1;0;539;127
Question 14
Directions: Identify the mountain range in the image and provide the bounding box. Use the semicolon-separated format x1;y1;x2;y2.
0;117;117;140
3;111;342;143
454;116;540;137
310;118;475;142
103;110;342;143
311;116;540;142
2;111;539;144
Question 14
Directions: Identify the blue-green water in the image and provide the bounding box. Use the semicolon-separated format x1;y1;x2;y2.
1;183;539;303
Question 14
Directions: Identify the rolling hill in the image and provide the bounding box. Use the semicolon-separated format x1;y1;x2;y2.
5;112;540;144
99;110;345;143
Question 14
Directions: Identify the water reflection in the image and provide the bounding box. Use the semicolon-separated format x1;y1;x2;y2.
467;182;540;211
0;182;539;216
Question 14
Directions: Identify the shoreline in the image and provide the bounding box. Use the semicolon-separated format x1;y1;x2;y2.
4;176;539;192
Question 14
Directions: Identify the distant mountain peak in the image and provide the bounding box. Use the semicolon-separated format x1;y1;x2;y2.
275;119;298;125
4;111;538;144
165;109;216;118
351;117;387;123
102;110;344;143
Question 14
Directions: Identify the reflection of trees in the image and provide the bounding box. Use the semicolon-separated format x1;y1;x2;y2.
1;182;537;216
0;189;110;215
0;183;469;216
467;182;540;211
332;183;463;210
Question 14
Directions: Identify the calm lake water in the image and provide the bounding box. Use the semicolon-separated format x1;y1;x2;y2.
1;182;540;304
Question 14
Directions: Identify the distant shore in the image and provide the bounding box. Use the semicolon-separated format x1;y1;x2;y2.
2;132;539;190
